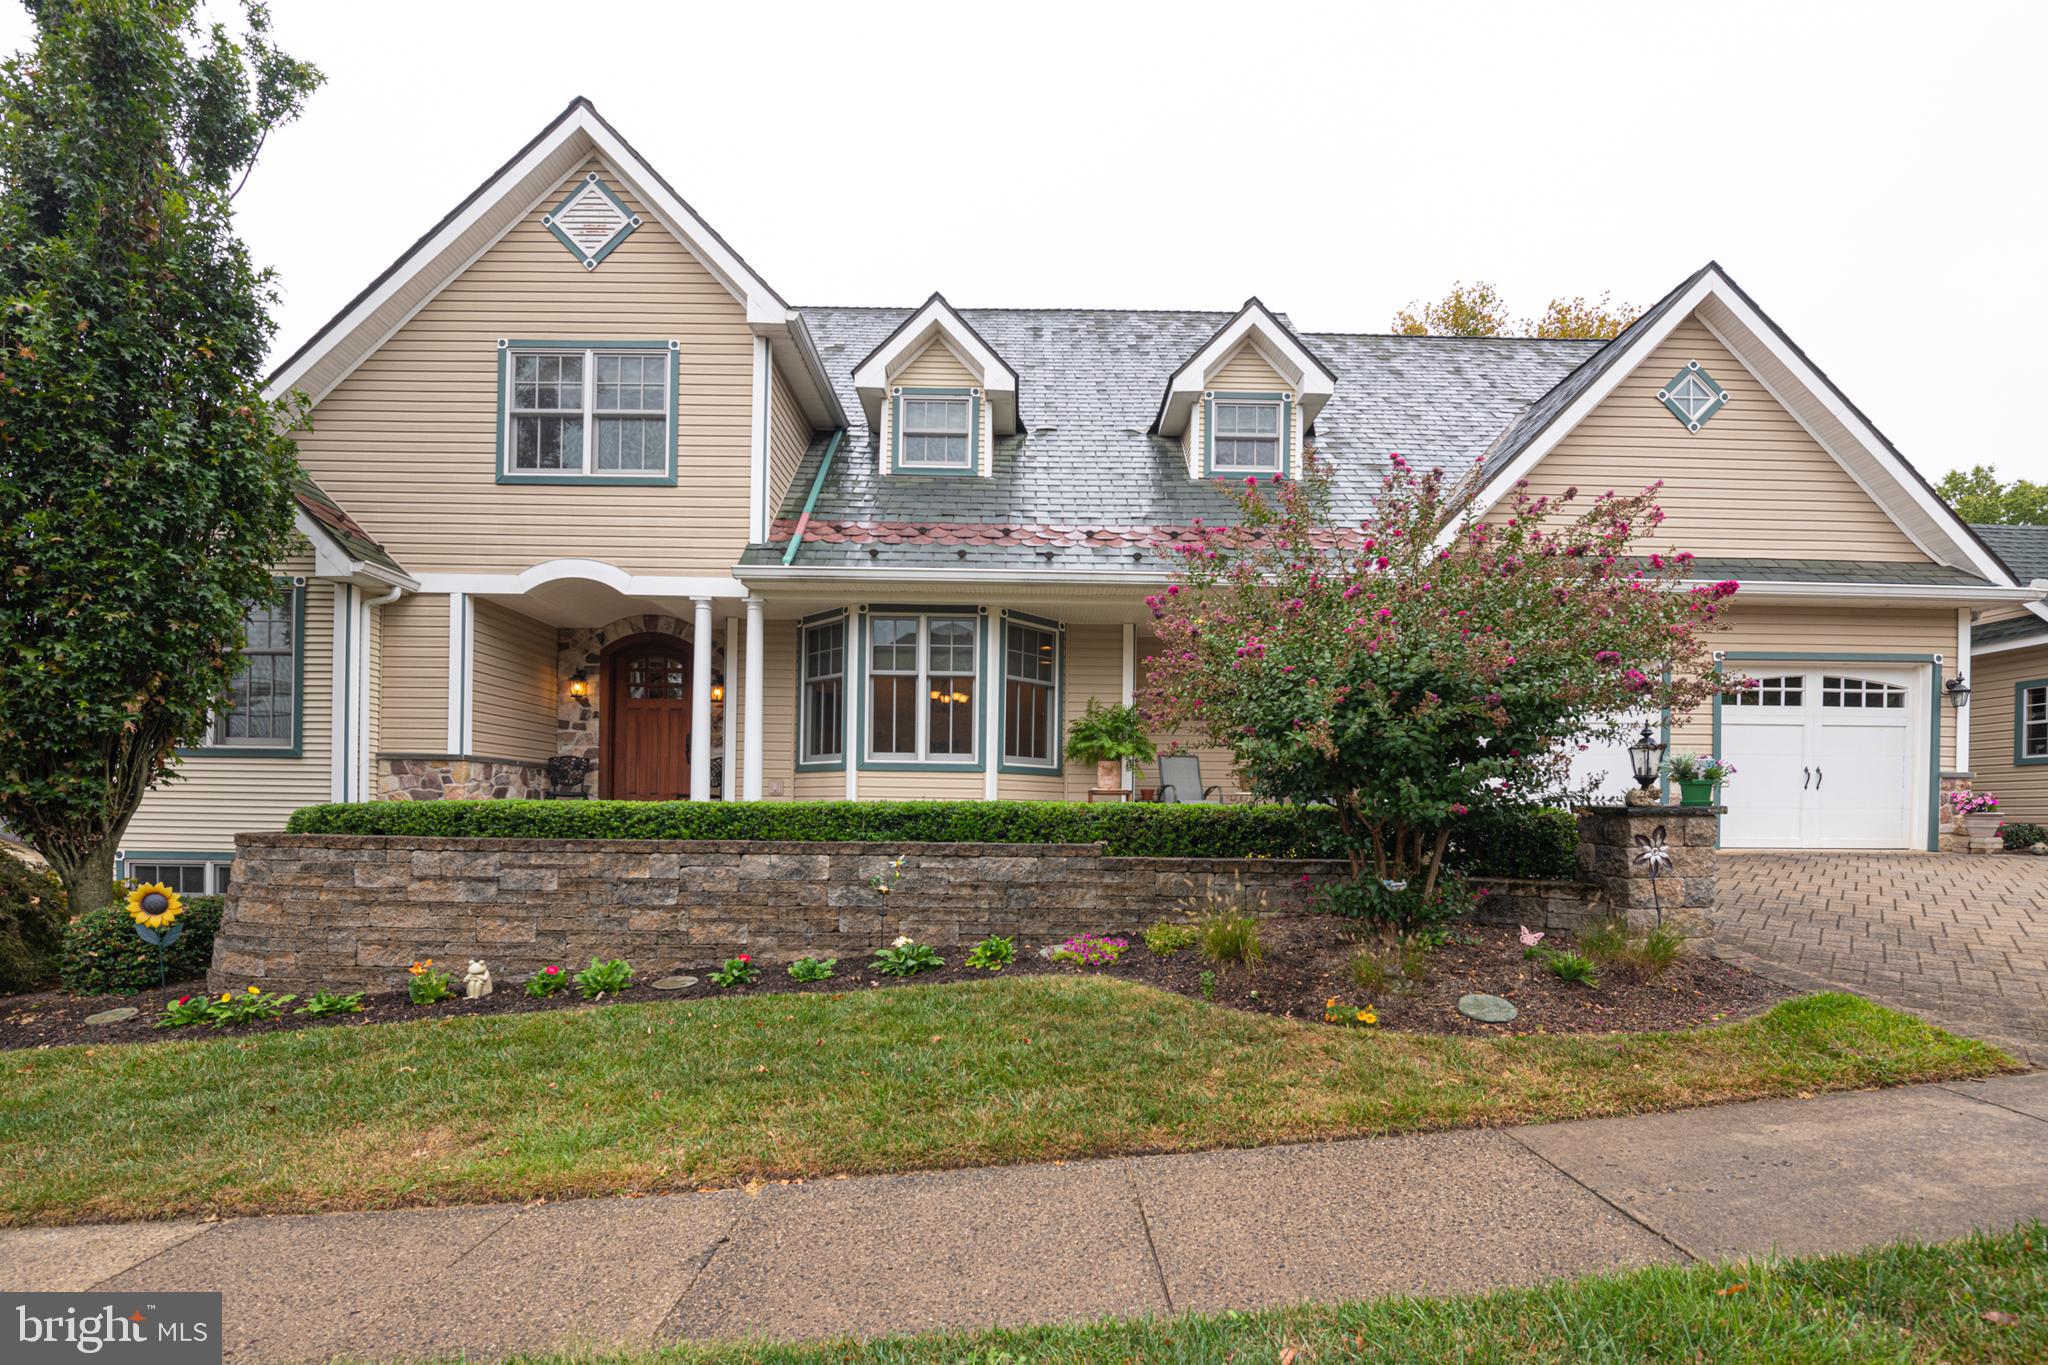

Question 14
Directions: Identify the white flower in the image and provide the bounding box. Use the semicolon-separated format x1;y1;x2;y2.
892;935;913;949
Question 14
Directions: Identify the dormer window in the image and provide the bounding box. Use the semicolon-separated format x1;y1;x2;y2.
899;394;974;469
1210;398;1283;473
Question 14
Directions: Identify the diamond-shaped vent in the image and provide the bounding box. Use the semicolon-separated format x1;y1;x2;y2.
1656;361;1730;432
543;173;642;270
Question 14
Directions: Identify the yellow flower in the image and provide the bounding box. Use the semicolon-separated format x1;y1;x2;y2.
219;993;232;1003
125;882;184;931
247;986;261;995
1358;1009;1378;1025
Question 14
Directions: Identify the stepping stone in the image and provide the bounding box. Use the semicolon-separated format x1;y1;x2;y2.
651;975;699;991
1457;993;1518;1024
84;1006;140;1025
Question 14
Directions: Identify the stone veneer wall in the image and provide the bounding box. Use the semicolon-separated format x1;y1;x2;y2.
1574;805;1718;926
376;757;551;802
210;835;1354;991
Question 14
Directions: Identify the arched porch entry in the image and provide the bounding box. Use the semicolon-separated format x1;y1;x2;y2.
601;632;696;800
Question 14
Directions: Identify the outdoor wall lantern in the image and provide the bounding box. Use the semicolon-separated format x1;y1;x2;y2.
1626;724;1665;795
567;669;590;700
1945;675;1971;709
711;672;726;704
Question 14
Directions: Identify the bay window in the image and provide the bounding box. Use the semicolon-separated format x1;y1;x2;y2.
800;616;847;766
867;613;979;764
1002;617;1060;770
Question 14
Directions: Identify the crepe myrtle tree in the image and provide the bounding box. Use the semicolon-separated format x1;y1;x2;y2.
0;1;320;914
1139;454;1740;898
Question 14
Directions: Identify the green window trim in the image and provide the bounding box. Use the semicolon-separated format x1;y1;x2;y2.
181;577;306;759
541;172;643;269
2013;677;2048;767
496;338;680;486
855;605;988;772
1713;651;1943;851
1201;390;1294;479
997;610;1066;776
888;386;981;477
796;609;850;773
1657;361;1730;432
117;851;235;896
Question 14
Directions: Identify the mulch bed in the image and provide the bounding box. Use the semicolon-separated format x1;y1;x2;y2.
0;916;1784;1052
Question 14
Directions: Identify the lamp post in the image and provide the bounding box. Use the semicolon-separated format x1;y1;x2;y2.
1625;724;1665;806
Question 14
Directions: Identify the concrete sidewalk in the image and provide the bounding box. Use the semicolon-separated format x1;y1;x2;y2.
5;1073;2046;1362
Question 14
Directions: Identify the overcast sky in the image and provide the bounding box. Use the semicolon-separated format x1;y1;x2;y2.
6;0;2042;482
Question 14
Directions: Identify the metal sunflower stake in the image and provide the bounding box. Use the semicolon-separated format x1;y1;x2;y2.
1632;825;1672;927
125;883;186;987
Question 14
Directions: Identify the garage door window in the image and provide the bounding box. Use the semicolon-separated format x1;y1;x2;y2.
2021;684;2048;760
1733;675;1803;706
1823;676;1906;709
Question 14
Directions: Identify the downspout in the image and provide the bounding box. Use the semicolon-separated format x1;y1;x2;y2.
366;585;405;608
781;428;846;566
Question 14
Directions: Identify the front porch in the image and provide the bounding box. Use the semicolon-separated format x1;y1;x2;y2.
366;572;1244;807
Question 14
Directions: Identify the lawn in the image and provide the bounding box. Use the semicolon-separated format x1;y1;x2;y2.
505;1221;2048;1363
0;978;2015;1226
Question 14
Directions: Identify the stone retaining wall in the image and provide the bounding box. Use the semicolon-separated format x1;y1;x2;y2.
209;834;1355;992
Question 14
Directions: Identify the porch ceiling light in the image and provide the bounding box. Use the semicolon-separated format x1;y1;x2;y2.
1626;724;1665;793
1945;675;1971;709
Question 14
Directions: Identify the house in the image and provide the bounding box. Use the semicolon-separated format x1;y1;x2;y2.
1958;524;2048;829
113;98;2042;892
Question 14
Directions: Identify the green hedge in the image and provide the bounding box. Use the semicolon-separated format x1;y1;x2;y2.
1;854;67;993
285;799;1581;878
60;896;224;995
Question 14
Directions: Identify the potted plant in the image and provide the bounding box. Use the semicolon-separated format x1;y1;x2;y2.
1064;701;1157;794
1947;789;2002;842
1664;753;1734;807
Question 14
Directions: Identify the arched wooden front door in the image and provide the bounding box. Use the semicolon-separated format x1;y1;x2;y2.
603;635;692;800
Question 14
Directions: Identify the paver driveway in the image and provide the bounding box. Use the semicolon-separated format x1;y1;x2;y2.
1715;852;2048;1061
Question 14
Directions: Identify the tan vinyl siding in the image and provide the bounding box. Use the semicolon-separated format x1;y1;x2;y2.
364;603;383;759
761;618;801;800
1211;342;1285;391
994;623;1136;800
469;599;558;761
1511;314;1928;562
1968;643;2048;824
1668;603;1958;768
379;594;450;753
292;159;755;575
123;557;332;852
878;341;989;478
767;364;814;519
856;770;989;800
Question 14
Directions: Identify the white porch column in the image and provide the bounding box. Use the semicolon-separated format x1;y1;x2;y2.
330;585;352;802
743;595;766;800
690;596;714;801
723;615;739;800
1121;622;1137;790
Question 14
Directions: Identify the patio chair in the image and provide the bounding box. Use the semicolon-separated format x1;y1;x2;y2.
1156;755;1223;804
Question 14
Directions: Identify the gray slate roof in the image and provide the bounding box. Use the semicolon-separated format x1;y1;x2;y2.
1971;524;2048;584
1685;558;1989;587
1974;613;2048;649
746;306;1599;573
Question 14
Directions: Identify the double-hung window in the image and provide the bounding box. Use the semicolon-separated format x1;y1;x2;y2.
208;588;299;749
800;617;847;765
2021;683;2048;761
1002;619;1059;769
1210;399;1282;474
893;392;974;471
868;613;978;763
502;342;675;481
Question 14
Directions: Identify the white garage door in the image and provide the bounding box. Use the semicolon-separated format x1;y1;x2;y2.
1720;668;1923;849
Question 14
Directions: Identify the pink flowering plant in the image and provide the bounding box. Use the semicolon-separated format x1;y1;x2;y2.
1140;455;1737;908
1947;789;1999;818
1050;933;1130;967
524;964;568;999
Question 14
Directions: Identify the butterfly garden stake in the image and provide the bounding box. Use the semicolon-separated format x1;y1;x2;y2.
1632;826;1672;926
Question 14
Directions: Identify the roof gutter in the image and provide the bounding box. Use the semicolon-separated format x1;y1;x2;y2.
781;428;846;566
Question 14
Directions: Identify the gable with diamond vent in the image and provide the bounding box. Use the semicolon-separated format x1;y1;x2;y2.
1466;265;2014;585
